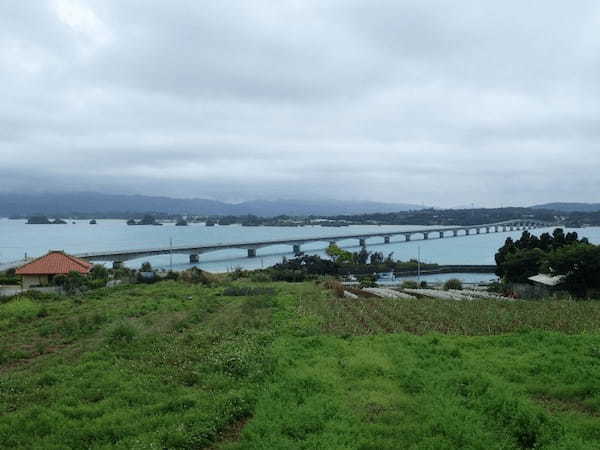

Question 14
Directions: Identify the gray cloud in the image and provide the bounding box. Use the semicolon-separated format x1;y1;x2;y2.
1;0;599;207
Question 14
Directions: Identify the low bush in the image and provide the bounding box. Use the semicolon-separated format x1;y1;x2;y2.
229;267;245;280
164;271;180;281
249;271;273;283
323;279;345;298
358;275;377;288
443;278;463;290
401;280;419;289
86;279;107;290
107;322;138;344
180;268;218;285
269;269;309;282
53;271;87;294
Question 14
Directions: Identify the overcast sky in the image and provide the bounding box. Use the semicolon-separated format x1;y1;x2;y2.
1;1;598;207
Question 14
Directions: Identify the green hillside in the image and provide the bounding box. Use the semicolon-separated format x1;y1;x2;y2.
2;281;600;449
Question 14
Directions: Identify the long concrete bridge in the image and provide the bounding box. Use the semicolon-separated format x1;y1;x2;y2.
67;219;551;269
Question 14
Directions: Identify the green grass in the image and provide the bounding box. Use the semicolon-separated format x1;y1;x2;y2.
311;295;600;336
1;281;600;448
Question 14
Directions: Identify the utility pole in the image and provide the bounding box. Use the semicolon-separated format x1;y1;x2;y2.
417;246;421;286
169;237;173;272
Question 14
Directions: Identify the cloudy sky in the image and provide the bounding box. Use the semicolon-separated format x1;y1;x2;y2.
1;1;599;207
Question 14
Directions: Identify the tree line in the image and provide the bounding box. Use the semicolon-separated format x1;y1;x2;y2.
495;229;600;298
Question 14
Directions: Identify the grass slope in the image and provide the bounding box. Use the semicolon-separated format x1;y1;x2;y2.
1;282;600;449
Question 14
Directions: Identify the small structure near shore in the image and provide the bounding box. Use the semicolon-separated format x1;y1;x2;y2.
528;274;565;287
15;251;93;289
527;274;565;296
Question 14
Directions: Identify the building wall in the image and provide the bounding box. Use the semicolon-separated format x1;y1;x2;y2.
22;275;49;289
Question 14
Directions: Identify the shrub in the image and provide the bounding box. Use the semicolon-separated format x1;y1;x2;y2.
443;278;463;290
164;271;179;281
180;268;218;285
54;271;87;294
249;271;273;283
107;322;138;344
359;274;377;288
0;269;19;285
229;267;245;280
90;264;109;281
136;271;157;284
323;279;345;298
86;279;107;290
112;267;135;281
401;280;419;289
269;269;308;282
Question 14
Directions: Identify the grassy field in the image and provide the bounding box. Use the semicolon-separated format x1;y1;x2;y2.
1;281;600;449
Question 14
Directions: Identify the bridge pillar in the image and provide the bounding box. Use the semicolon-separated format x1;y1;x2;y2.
384;236;391;244
476;228;480;234
359;239;366;247
292;244;301;255
112;261;124;270
453;230;458;237
510;226;514;231
247;249;257;258
405;234;411;242
189;254;199;264
486;227;490;233
423;233;429;240
439;231;444;239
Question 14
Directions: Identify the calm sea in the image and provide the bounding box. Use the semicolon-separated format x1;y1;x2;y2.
2;219;598;282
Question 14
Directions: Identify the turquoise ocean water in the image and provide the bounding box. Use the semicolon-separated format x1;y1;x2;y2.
1;219;598;282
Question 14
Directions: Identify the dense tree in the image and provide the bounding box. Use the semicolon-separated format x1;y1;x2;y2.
501;248;546;283
495;229;589;281
270;255;338;281
370;252;384;265
54;271;86;294
325;244;353;264
495;228;600;298
90;264;109;281
546;244;600;298
356;248;370;265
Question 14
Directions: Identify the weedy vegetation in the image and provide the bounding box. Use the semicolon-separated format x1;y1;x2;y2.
1;280;600;449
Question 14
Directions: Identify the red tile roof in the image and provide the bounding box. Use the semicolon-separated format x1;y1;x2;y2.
16;251;93;275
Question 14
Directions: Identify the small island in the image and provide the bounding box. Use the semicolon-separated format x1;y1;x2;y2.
89;219;97;225
26;216;67;225
175;218;188;226
126;215;163;226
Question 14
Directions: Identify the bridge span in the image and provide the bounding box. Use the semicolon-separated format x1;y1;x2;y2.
70;219;551;269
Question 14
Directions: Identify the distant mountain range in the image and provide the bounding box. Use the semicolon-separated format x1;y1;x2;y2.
531;202;600;213
0;192;426;217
